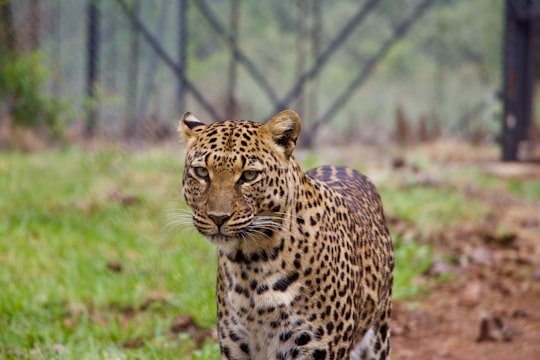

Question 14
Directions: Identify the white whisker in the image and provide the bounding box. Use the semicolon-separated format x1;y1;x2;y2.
246;228;272;239
164;208;194;230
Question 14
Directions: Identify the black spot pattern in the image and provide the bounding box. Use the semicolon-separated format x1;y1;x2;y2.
180;115;393;360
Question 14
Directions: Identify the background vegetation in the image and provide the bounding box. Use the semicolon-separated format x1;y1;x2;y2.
1;0;505;141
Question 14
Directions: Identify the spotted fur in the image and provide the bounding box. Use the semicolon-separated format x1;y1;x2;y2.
179;110;393;360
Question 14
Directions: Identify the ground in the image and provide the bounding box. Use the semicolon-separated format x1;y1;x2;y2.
353;141;540;360
392;215;540;360
1;138;539;359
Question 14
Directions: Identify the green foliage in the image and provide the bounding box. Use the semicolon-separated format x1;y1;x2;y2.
0;52;69;137
421;0;503;78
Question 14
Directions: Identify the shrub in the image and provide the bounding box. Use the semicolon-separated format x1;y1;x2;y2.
0;52;69;138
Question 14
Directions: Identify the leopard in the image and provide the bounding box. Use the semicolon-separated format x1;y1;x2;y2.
178;109;394;360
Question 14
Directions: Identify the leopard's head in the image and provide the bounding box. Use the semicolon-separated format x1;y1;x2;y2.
179;110;301;246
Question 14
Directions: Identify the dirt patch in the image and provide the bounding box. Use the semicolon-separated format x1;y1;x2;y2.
392;271;540;359
391;221;540;359
385;143;540;359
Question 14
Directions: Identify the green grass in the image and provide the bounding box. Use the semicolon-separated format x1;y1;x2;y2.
506;177;540;202
0;148;219;359
392;238;433;299
381;185;490;234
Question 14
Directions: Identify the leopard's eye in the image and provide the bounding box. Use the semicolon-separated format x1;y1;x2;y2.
193;166;209;179
239;170;260;183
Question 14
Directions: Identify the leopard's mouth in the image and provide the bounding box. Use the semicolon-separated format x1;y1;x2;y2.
197;224;247;243
194;213;283;245
201;226;273;245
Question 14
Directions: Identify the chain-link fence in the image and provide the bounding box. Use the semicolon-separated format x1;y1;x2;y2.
1;0;505;144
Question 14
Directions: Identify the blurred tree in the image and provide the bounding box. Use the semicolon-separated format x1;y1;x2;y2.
418;0;503;80
138;0;172;120
0;0;16;55
0;1;66;139
20;0;41;52
0;0;16;127
85;0;100;137
225;0;239;119
176;0;187;114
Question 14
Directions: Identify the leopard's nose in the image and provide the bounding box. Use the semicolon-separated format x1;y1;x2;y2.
208;213;231;227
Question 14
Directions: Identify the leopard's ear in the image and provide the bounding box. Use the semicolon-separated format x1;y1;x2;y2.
265;110;301;158
178;112;206;142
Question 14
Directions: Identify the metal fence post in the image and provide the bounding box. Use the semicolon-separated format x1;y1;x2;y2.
501;0;538;161
177;0;187;116
85;0;100;138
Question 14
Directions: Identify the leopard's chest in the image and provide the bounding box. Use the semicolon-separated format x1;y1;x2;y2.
220;258;304;317
218;259;311;357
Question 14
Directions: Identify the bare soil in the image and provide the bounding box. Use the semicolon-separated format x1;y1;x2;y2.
382;143;540;360
392;239;540;360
